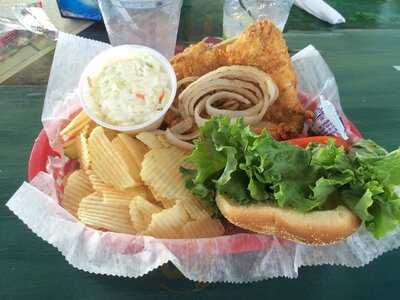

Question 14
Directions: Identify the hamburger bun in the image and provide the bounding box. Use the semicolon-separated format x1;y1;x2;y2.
216;194;361;245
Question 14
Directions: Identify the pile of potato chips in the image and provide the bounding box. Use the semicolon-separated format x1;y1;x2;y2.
60;111;224;239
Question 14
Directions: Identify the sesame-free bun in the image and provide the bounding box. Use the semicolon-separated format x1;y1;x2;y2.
216;194;361;245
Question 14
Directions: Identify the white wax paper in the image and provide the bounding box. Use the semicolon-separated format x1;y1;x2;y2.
6;33;400;283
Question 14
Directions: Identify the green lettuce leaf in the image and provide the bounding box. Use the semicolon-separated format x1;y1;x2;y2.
181;116;400;238
348;142;400;238
367;196;400;238
350;139;388;161
187;136;226;184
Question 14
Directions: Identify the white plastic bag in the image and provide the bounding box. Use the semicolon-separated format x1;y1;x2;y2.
223;0;294;37
293;45;362;142
0;2;57;81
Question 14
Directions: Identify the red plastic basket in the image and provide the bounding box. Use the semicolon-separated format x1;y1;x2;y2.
27;129;275;254
27;38;362;255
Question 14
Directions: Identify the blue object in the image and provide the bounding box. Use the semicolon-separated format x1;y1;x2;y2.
57;0;102;21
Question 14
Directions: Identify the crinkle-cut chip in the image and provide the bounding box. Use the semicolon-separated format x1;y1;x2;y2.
129;203;143;233
117;134;148;167
145;188;159;204
60;110;92;142
63;137;78;159
148;187;175;208
156;133;172;148
143;202;189;238
78;192;136;234
178;197;211;220
141;131;172;148
127;186;155;202
86;169;154;202
62;170;73;187
103;128;118;140
140;147;192;208
132;186;156;203
84;122;97;137
88;126;136;190
129;196;163;232
61;169;93;216
86;169;112;191
136;132;166;149
182;217;225;238
101;186;150;205
111;136;142;183
76;127;90;170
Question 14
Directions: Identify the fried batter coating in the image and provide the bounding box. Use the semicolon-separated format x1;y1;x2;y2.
170;20;306;140
170;41;227;80
225;20;305;140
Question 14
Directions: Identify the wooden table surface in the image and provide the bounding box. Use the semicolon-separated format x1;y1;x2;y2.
1;1;400;299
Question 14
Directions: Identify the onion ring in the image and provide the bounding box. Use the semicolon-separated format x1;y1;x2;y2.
166;65;279;149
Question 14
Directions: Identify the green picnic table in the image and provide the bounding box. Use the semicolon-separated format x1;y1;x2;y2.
1;1;400;299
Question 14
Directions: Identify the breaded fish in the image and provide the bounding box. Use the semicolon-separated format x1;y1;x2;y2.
170;40;227;80
170;20;306;140
225;20;305;140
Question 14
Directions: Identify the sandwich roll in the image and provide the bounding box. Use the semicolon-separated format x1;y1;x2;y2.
216;194;361;245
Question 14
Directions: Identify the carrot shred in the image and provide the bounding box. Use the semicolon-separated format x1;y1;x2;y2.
159;90;165;103
135;93;145;101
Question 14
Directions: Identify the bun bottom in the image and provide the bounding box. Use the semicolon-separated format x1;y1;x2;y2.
216;194;361;245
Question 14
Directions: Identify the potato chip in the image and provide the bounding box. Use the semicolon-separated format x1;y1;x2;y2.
86;169;112;191
61;169;93;216
63;137;78;159
78;192;136;234
76;126;90;170
88;126;137;190
145;188;159;204
178;198;211;220
62;170;73;187
147;187;173;207
102;186;149;205
136;132;165;149
103;128;118;140
86;169;154;203
111;136;142;183
84;122;97;137
182;217;225;238
143;202;189;238
117;134;148;167
128;204;143;233
131;186;156;201
139;130;172;148
156;133;172;148
60;110;93;142
140;147;193;208
129;196;163;232
135;196;163;216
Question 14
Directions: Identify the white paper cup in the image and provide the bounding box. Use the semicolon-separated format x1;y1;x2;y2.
78;45;177;134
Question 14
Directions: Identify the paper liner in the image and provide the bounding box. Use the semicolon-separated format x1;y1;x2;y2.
6;32;400;283
7;180;400;282
42;32;110;150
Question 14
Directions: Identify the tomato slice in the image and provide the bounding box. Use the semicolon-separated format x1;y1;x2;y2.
286;136;348;149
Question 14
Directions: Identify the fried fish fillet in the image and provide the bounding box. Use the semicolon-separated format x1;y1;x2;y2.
170;20;306;140
170;40;227;80
225;20;305;140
